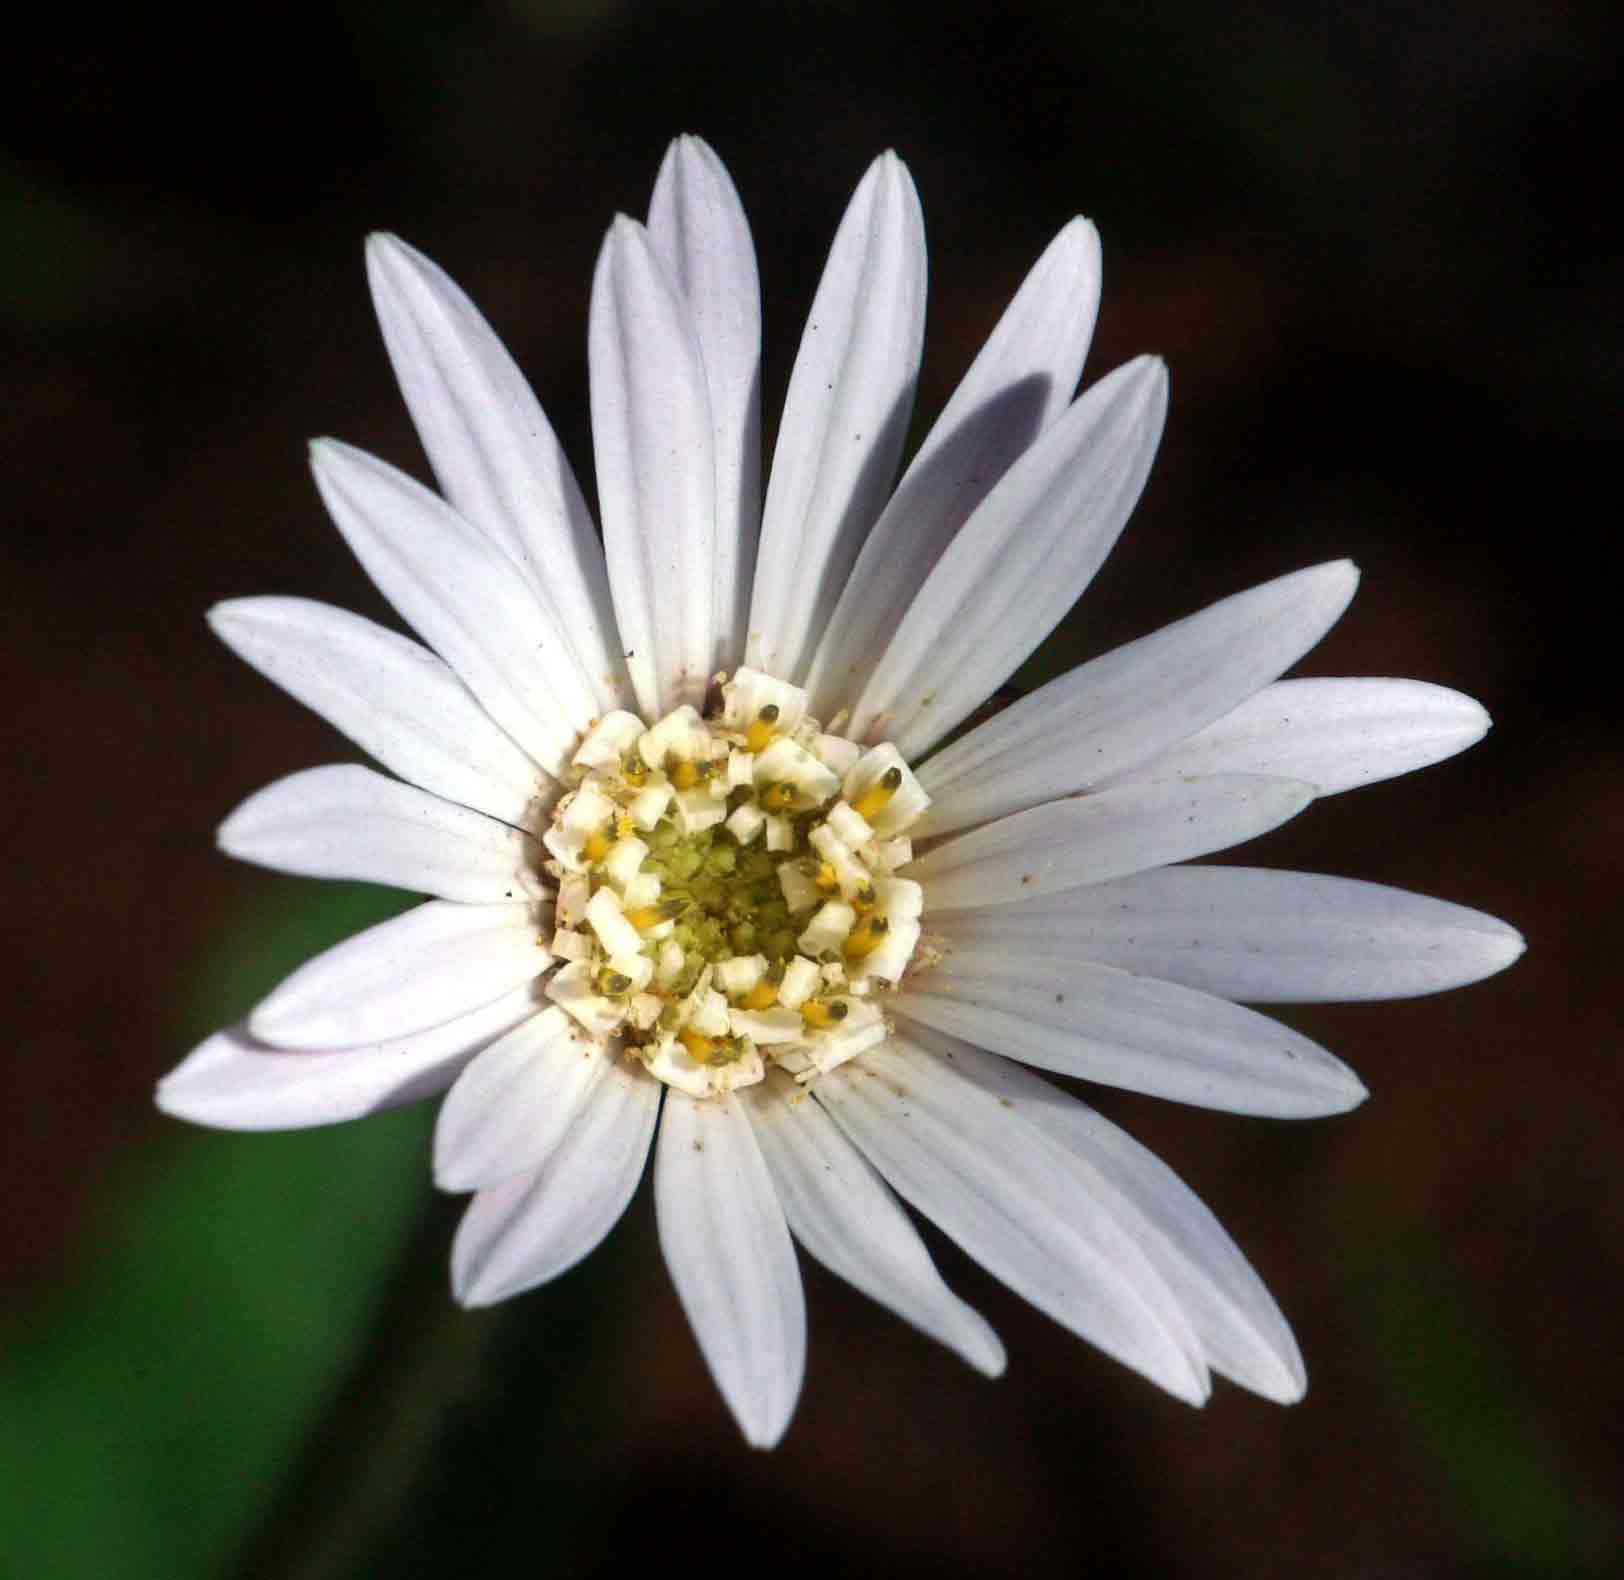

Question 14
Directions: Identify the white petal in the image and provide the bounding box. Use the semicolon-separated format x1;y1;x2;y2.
1101;677;1491;796
365;234;630;713
590;216;717;716
804;219;1102;715
942;1042;1305;1401
433;1006;616;1191
896;961;1367;1117
209;597;546;828
155;988;540;1131
648;136;762;671
310;440;595;777
849;356;1168;756
745;1070;1005;1377
248;899;549;1049
451;1056;660;1305
908;775;1315;911
815;1037;1209;1404
218;764;543;903
916;561;1360;836
654;1089;805;1447
748;153;927;683
930;865;1525;1003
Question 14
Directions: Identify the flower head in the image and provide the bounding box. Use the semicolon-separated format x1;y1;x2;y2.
158;136;1523;1447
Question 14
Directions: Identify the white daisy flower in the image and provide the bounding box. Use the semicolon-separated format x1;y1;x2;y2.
157;136;1523;1448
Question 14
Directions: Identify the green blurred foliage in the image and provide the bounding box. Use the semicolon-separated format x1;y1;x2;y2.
0;159;104;326
1354;1237;1617;1577
0;882;429;1580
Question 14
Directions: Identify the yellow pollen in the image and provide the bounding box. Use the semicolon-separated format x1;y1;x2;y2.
761;782;796;813
851;766;903;822
813;861;839;894
845;915;890;959
740;977;780;1011
744;705;780;754
800;998;849;1029
853;884;878;913
621;757;647;786
625;904;668;932
669;758;701;790
615;814;636;839
583;831;611;863
678;1027;720;1064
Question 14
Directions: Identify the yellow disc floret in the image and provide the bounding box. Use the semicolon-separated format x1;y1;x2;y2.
799;997;850;1030
851;765;903;823
744;704;780;754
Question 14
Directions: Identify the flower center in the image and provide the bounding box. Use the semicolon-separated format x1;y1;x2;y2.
540;668;929;1099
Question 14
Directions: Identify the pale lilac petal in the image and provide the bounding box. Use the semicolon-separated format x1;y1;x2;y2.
895;961;1367;1116
155;988;540;1131
451;1056;660;1306
209;597;546;829
1101;677;1491;796
816;1036;1209;1403
248;900;549;1049
655;1089;805;1448
848;356;1168;756
942;1042;1305;1401
748;153;927;683
930;866;1525;1003
433;1007;619;1191
804;218;1102;716
916;561;1360;837
218;764;543;904
365;233;630;713
310;439;595;777
590;216;717;716
745;1070;1005;1377
648;135;762;671
908;776;1314;911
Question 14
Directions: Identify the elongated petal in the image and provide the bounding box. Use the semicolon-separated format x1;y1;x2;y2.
433;1007;616;1190
249;900;549;1049
849;356;1168;756
930;865;1525;1003
310;439;594;776
648;136;762;671
451;1057;660;1305
746;1070;1005;1377
938;1040;1305;1400
896;961;1367;1117
1101;677;1491;796
209;597;546;829
655;1090;805;1448
156;988;540;1131
816;1037;1209;1403
365;233;630;713
804;219;1101;716
218;764;543;904
590;216;717;716
908;775;1314;911
917;561;1360;836
748;153;927;683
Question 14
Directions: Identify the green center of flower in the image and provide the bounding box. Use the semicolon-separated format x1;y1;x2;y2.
643;825;796;971
539;667;929;1099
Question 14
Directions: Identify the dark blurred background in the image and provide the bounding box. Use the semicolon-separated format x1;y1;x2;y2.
4;2;1619;1576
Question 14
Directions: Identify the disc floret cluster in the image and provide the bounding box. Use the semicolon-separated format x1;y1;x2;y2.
542;667;928;1098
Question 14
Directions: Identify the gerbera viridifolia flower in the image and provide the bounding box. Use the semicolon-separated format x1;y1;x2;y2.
156;134;1524;1449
